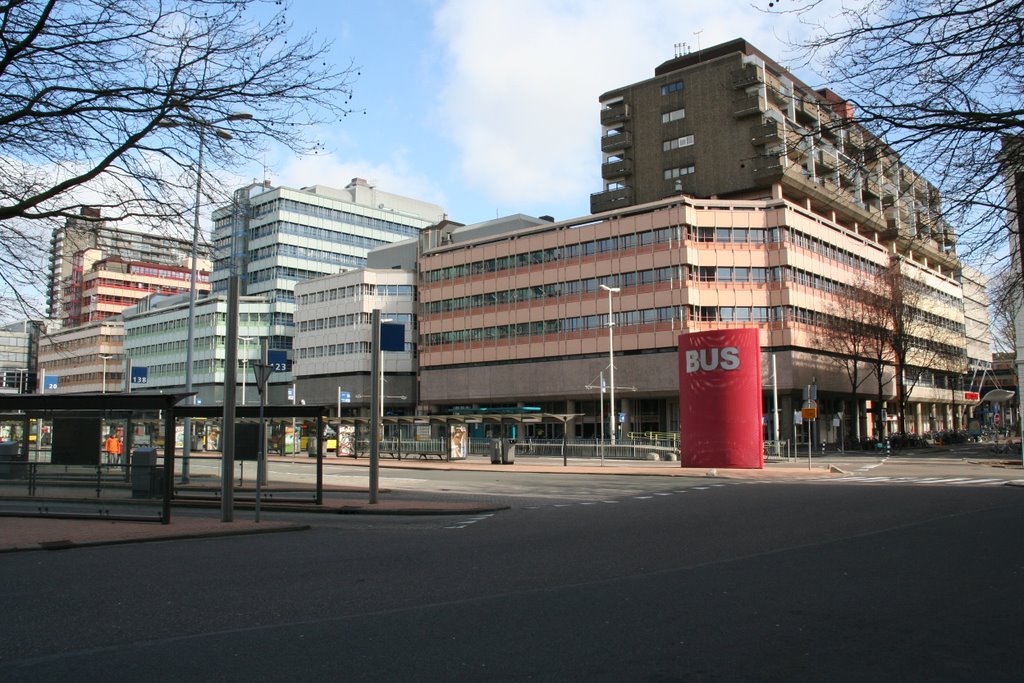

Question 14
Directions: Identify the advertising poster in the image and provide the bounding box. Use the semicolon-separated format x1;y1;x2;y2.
449;425;468;460
678;329;763;469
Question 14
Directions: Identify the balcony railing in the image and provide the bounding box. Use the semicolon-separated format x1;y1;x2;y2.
590;186;633;213
734;93;766;118
601;158;632;179
600;103;630;126
600;131;631;152
731;64;761;88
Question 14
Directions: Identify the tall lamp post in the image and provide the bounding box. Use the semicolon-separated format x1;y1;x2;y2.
159;110;253;483
99;354;113;394
600;284;620;445
239;336;255;406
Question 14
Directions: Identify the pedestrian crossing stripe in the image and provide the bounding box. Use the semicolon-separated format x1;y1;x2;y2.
828;476;1006;486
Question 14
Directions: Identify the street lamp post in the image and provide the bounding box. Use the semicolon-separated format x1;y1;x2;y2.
159;110;252;484
99;354;113;394
600;284;620;446
239;336;255;406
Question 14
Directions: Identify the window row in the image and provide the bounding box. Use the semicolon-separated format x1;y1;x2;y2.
296;341;413;359
298;312;414;333
663;135;694;151
423;227;683;282
662;108;685;123
297;284;414;306
248;240;373;270
424;267;678;314
250;198;423;238
421;223;883;285
249;221;387;254
664;165;695;180
423;305;831;347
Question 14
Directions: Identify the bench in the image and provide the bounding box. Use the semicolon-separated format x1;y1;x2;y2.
353;449;449;461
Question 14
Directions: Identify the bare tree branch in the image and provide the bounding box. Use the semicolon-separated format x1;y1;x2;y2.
0;0;360;318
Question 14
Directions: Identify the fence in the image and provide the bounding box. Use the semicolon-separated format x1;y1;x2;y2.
513;438;679;461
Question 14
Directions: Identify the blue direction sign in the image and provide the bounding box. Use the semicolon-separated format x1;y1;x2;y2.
130;367;148;385
381;323;405;352
339;390;351;403
267;350;290;372
44;375;58;391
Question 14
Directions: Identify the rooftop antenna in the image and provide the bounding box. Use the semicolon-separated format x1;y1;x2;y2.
694;30;704;61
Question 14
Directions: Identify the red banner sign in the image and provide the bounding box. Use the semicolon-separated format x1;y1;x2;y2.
678;329;763;469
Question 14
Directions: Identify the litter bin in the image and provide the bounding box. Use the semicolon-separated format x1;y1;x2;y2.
501;439;515;465
489;440;501;464
0;440;25;479
131;447;163;499
307;435;319;457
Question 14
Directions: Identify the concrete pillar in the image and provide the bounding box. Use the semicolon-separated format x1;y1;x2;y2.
565;399;577;442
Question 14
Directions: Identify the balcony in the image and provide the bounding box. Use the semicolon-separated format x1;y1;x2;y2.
600;102;630;126
795;98;819;126
815;147;838;175
601;131;632;152
750;120;780;146
753;153;785;178
734;92;766;118
590;186;633;214
731;64;762;88
601;158;633;180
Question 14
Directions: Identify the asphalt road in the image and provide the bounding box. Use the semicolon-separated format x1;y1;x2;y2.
2;476;1022;682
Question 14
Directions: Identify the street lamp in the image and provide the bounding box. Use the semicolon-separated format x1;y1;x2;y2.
239;336;255;406
600;284;620;445
99;354;113;394
158;110;253;483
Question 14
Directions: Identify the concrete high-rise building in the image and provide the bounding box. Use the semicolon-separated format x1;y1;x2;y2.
210;178;444;307
37;319;124;393
592;38;956;270
122;292;286;408
118;178;445;406
47;208;208;324
0;320;46;394
59;249;210;328
416;39;986;443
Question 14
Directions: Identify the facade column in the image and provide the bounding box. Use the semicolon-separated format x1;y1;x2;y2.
565;399;577;442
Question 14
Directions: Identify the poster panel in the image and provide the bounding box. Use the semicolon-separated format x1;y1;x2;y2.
449;425;468;460
678;329;763;469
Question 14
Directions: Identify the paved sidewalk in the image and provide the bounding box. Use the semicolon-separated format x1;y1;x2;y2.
0;456;835;554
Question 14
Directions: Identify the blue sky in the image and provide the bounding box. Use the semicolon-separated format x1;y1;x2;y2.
245;0;841;226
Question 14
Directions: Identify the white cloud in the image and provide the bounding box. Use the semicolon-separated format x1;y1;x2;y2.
431;0;836;214
271;147;449;211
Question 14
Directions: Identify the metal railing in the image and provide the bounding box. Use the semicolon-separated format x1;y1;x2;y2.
512;438;678;461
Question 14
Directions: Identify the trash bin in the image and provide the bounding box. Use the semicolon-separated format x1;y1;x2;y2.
501;439;515;465
0;440;25;479
307;435;319;457
131;447;162;499
489;440;501;464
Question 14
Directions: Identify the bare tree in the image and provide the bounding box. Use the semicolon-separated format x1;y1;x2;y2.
816;273;892;442
769;0;1024;266
883;258;967;435
0;0;360;315
990;266;1020;354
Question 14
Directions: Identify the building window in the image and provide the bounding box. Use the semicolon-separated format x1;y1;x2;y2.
661;108;685;123
661;81;683;96
664;165;695;180
663;135;694;151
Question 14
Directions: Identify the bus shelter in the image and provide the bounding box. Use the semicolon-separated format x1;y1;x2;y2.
0;392;189;523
